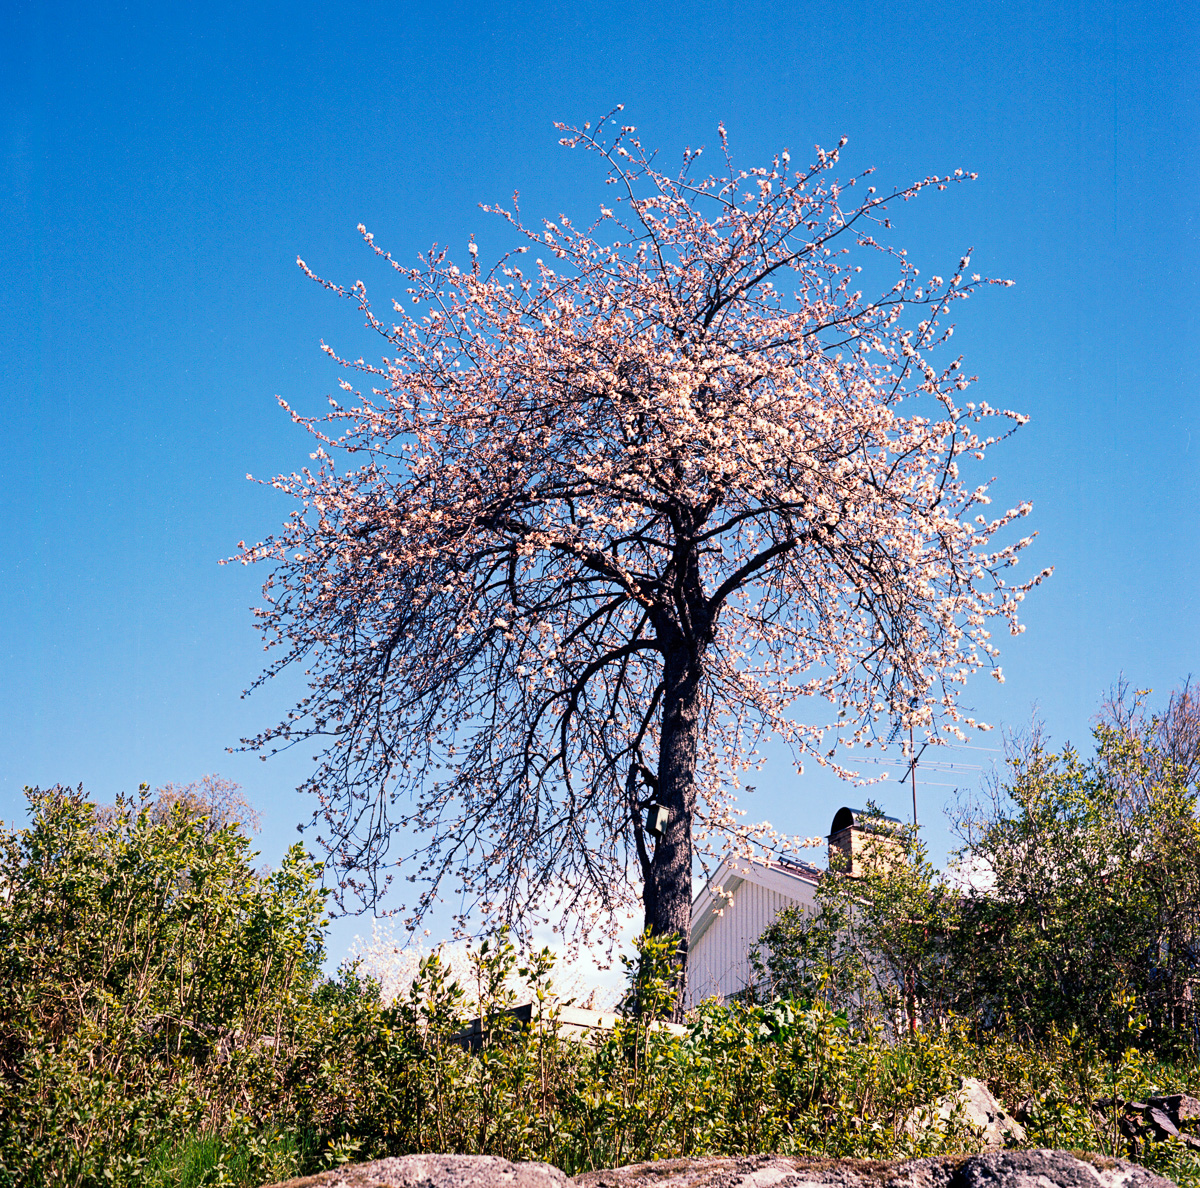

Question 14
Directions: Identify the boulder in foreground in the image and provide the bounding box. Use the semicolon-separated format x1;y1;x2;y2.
261;1149;1175;1188
263;1154;569;1188
574;1152;1170;1188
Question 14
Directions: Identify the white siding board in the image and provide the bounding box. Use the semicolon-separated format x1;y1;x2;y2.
686;859;819;1007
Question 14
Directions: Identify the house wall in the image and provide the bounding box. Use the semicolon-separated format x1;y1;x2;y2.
686;870;818;1007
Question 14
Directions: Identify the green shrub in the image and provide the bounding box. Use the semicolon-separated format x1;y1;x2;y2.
945;715;1200;1055
0;784;326;1187
754;690;1200;1055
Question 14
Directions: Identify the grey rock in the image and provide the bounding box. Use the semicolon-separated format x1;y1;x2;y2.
955;1150;1170;1188
573;1151;1174;1188
1147;1109;1179;1139
575;1153;951;1188
1147;1096;1200;1128
1096;1094;1200;1154
902;1077;1026;1150
262;1150;1176;1188
262;1153;570;1188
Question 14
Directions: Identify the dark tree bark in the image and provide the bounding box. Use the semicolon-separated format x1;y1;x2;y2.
639;533;714;1016
643;641;704;1018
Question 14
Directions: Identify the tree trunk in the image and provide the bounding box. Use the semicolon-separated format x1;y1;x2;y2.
644;641;703;1021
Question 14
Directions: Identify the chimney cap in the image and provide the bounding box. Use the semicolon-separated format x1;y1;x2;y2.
829;806;902;837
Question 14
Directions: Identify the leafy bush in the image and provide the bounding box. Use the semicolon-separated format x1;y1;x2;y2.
273;933;1200;1183
0;784;327;1187
752;808;956;1035
947;701;1200;1054
0;800;986;1188
754;687;1200;1055
276;931;977;1172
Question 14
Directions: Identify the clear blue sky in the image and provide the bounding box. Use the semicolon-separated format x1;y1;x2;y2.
2;0;1197;960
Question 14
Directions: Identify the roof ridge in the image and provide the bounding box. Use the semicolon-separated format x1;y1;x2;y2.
772;854;824;879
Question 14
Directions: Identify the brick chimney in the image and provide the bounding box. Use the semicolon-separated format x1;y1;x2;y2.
827;806;904;877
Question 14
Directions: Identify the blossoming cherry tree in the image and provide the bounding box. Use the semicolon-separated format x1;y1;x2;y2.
237;114;1047;1009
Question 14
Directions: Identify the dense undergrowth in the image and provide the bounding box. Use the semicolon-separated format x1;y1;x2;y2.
6;684;1200;1188
4;811;1200;1188
12;911;1200;1188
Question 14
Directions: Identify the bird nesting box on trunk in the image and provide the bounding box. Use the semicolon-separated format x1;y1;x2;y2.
828;806;904;877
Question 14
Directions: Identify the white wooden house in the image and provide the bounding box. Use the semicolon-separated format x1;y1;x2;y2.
685;807;901;1008
685;854;822;1007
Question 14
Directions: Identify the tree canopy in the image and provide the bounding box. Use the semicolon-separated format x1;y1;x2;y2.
237;113;1046;993
755;684;1200;1053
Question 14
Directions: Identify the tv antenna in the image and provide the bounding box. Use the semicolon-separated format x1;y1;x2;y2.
886;697;928;828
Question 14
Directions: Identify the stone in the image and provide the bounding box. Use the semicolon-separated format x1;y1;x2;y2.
902;1076;1026;1150
261;1153;570;1188
576;1153;932;1188
1096;1094;1200;1154
573;1151;1173;1188
1147;1096;1200;1128
955;1151;1172;1188
261;1151;1176;1188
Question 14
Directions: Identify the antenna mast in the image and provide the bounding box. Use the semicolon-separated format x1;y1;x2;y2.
910;721;918;828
